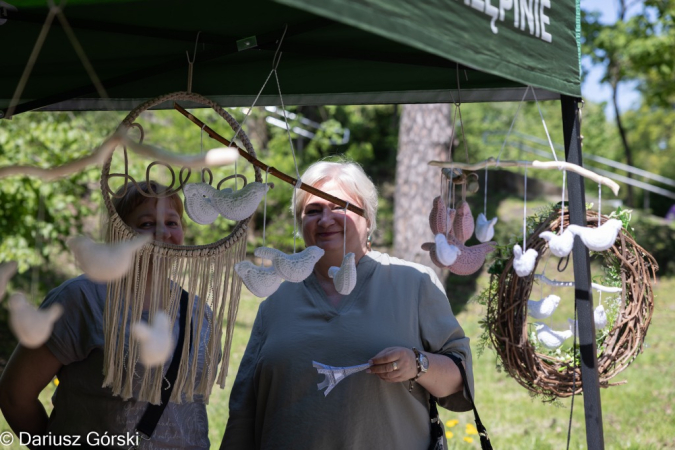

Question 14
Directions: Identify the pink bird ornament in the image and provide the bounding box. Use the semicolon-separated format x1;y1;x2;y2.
428;196;455;236
452;201;475;244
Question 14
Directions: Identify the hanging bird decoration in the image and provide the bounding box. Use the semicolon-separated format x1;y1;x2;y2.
434;234;462;266
0;261;18;300
475;213;498;243
67;234;152;283
512;244;538;277
452;200;475;244
527;294;561;320
568;305;609;334
9;293;63;349
535;322;573;350
131;311;174;368
183;182;232;225
429;196;455;235
254;246;325;283
539;228;575;258
328;252;357;295
234;261;283;298
567;219;623;252
183;181;270;222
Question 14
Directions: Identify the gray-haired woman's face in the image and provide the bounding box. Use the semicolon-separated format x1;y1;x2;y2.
301;180;369;256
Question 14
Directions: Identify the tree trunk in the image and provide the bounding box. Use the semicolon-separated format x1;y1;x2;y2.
394;104;453;282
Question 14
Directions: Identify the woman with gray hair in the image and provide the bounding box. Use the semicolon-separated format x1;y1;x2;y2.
222;159;473;450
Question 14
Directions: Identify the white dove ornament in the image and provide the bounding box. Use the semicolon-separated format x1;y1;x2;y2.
254;246;325;283
512;244;538;277
434;234;461;266
132;311;174;368
67;234;152;283
567;219;623;252
475;213;498;243
9;293;63;349
0;261;18;300
183;182;232;225
234;260;282;298
327;252;357;295
568;305;610;335
212;182;270;221
539;228;575;258
535;322;573;350
527;294;561;320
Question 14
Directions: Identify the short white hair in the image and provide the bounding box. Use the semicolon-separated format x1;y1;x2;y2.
294;159;378;238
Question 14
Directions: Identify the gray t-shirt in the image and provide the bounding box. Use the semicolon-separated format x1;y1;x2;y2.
222;251;473;450
42;275;210;449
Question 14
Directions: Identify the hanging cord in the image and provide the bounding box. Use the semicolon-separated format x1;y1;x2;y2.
200;124;207;182
531;87;559;163
31;188;45;303
483;164;488;217
560;170;567;233
186;31;201;94
496;86;531;165
565;303;579;450
272;66;302;183
262;167;271;247
343;202;350;257
522;167;528;251
598;182;602;227
452;64;470;163
292;184;298;253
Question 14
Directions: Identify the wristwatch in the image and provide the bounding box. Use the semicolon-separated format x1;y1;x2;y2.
412;347;429;379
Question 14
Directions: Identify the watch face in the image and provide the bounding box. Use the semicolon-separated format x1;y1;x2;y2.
419;353;429;372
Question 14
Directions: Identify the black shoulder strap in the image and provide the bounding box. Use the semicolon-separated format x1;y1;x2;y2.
136;289;192;438
446;354;492;450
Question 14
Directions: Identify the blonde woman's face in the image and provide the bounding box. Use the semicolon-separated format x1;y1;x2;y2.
301;180;368;256
126;198;184;245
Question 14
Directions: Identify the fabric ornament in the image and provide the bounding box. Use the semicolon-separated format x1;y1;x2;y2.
0;261;18;300
539;229;575;257
234;260;283;298
434;234;461;266
313;360;372;397
9;292;63;349
428;196;455;236
568;305;609;335
535;322;573;350
212;181;270;221
512;244;538;277
328;252;357;295
254;246;325;283
475;213;498;243
567;219;622;252
183;182;232;225
527;294;561;320
131;311;174;368
67;234;152;283
452;200;475;244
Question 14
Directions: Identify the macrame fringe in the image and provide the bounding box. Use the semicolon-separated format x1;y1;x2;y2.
102;213;246;404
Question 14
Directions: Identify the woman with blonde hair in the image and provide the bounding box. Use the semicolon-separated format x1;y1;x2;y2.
222;159;473;449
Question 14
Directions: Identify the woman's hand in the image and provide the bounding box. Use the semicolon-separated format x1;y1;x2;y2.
367;347;417;383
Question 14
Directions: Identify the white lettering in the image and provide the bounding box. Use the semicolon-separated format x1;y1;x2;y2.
514;0;519;28
540;0;552;42
19;432;30;446
499;0;513;21
471;0;485;11
486;0;499;33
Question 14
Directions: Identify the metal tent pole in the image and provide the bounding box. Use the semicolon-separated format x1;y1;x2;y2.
560;95;605;450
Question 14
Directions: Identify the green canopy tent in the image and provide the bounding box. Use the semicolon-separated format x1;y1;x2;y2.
0;1;603;447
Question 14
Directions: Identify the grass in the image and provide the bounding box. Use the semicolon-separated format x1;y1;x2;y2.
2;273;673;449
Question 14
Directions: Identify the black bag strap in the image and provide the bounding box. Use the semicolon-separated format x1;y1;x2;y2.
136;289;192;439
446;354;493;450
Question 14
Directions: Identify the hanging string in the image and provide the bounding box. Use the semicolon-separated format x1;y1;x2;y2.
200;124;207;183
185;31;201;94
273;69;302;184
598;182;602;227
483;164;488;217
523;167;528;251
292;185;298;253
456;104;470;164
531;87;559;163
31;188;45;303
262;167;271;247
496;86;531;165
560;170;567;233
343;202;350;257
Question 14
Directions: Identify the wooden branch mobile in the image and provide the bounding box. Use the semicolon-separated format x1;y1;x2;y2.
429;156;621;196
173;103;366;218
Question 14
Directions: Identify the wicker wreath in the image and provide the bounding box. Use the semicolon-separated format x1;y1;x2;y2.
485;209;658;399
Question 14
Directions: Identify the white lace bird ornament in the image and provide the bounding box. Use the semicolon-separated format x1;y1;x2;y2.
567;219;622;252
434;234;461;266
234;260;283;298
9;293;63;349
535;322;573;350
212;182;270;221
328;252;357;295
131;311;174;368
512;244;538;277
475;213;498;243
539;228;575;258
254;246;325;283
183;182;232;225
0;261;18;300
527;294;561;320
67;234;152;283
